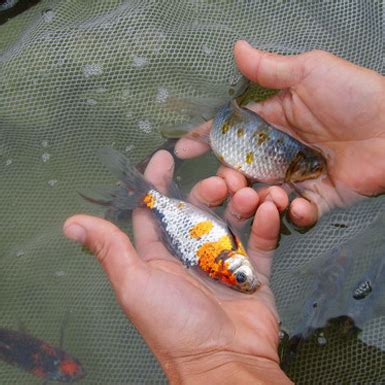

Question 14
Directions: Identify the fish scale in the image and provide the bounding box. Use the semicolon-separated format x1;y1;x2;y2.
210;101;326;184
147;189;230;267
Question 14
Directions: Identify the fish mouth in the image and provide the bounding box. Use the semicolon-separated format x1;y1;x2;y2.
285;150;327;183
228;255;261;294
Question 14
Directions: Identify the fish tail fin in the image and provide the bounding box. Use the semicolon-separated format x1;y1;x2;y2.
81;148;154;221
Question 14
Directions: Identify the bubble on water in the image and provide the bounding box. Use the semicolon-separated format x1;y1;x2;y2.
48;179;58;187
156;87;169;103
54;271;65;277
133;56;148;67
57;57;66;66
201;43;213;56
86;98;97;106
138;119;152;134
42;9;55;23
125;145;135;152
5;159;12;166
153;32;166;53
41;140;49;148
122;89;133;100
317;333;327;346
95;87;108;94
82;64;103;78
15;250;25;257
42;153;50;162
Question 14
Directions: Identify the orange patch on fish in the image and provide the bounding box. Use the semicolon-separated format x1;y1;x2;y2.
245;152;254;164
189;220;213;239
143;192;156;208
196;235;237;286
31;367;46;378
177;202;185;209
60;360;81;376
236;128;245;137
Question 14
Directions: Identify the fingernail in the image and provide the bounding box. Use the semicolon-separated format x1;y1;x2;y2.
64;224;86;243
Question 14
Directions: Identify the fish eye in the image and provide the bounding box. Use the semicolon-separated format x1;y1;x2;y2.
236;271;247;284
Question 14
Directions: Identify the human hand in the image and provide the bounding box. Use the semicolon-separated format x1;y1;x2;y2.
63;150;292;385
176;41;385;227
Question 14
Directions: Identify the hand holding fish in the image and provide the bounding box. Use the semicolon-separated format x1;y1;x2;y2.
63;150;292;385
177;41;385;227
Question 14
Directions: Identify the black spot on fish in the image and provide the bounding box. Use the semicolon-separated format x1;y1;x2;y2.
255;130;269;145
353;280;372;300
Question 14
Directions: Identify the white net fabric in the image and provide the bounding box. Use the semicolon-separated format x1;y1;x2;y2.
0;1;384;383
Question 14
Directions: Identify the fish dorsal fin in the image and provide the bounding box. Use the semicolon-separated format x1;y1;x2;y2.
229;99;243;119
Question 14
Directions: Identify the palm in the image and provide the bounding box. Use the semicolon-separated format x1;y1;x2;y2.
63;149;283;376
240;48;385;198
135;247;278;363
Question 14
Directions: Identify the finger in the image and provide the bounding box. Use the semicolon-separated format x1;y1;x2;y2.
255;186;289;213
143;149;175;194
224;187;259;228
133;150;175;259
248;201;280;279
63;215;148;298
217;166;248;195
288;197;319;228
234;40;307;89
188;176;228;207
174;120;211;159
246;96;292;132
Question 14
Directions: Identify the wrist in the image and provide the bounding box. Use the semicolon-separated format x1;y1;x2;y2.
162;351;293;385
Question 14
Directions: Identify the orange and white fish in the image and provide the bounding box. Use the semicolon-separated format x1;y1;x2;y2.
83;148;260;294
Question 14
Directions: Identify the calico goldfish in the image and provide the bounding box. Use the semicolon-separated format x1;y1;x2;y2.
83;148;260;294
0;328;85;382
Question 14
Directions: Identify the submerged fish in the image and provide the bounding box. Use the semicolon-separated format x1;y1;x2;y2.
347;254;385;328
209;101;326;183
83;148;260;294
293;246;352;338
0;328;85;382
0;0;19;11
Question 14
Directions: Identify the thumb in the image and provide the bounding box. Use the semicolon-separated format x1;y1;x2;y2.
234;40;307;89
63;214;148;302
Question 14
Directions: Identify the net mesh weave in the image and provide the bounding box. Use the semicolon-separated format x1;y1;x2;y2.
0;1;384;384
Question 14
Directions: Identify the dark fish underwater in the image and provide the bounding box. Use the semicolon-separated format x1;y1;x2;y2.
0;328;85;382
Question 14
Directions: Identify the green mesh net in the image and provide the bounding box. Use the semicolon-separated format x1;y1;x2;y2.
1;1;384;384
